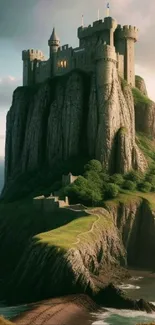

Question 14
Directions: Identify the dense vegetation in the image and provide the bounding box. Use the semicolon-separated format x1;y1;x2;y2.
61;159;155;206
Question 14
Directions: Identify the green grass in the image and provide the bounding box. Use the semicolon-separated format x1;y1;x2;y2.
35;210;112;250
105;191;155;211
35;215;97;249
136;132;155;163
132;87;152;105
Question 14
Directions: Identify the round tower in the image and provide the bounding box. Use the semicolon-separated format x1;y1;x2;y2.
115;25;138;86
95;42;117;86
48;27;60;57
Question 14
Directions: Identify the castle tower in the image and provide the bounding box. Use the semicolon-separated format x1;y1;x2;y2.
48;28;60;76
22;50;35;86
115;25;138;86
22;49;45;86
103;17;117;46
95;42;117;86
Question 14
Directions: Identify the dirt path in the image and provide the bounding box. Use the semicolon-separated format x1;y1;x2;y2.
12;295;97;325
73;209;101;246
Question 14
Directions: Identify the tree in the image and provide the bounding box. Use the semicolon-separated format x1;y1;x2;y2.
105;183;119;199
123;180;136;191
138;182;152;193
110;173;124;186
84;160;102;173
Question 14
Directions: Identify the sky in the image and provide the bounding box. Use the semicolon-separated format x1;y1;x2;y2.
0;0;155;157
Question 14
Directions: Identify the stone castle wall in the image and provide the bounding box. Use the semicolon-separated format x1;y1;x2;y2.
33;195;69;212
22;17;138;87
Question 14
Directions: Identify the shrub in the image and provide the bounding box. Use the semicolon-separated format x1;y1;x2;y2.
138;181;152;193
84;170;103;189
110;173;124;185
145;174;155;185
84;160;102;173
124;170;144;183
123;180;136;191
105;183;119;199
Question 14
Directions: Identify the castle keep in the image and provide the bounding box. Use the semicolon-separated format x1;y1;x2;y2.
22;16;138;87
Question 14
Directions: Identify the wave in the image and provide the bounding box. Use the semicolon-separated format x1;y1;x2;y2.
130;276;143;281
118;283;140;290
92;307;155;325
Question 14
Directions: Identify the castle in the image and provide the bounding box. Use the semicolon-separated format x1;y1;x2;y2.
22;16;138;87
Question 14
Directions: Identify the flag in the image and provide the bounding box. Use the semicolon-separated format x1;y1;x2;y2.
107;2;110;8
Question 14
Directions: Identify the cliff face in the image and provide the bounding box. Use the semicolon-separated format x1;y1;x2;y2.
3;196;155;304
135;76;148;96
106;197;155;268
3;69;148;196
135;101;155;138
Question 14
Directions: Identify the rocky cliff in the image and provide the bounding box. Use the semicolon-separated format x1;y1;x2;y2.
2;69;148;198
2;194;155;305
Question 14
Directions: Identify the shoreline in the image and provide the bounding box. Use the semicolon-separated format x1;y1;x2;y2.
12;294;99;325
8;269;155;325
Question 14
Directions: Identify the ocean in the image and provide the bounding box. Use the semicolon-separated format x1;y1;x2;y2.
0;272;155;324
92;271;155;325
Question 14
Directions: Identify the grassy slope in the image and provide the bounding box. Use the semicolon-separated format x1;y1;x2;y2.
132;87;152;105
136;132;155;163
35;209;112;250
36;215;98;249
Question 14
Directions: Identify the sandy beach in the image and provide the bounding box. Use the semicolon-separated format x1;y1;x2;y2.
12;294;99;325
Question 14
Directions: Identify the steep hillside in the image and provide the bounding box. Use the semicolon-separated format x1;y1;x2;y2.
0;193;155;305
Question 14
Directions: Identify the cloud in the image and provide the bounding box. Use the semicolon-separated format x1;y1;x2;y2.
0;0;154;74
0;76;21;110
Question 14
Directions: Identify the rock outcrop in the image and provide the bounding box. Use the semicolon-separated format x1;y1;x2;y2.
6;208;126;304
135;101;155;138
3;69;148;198
135;75;148;96
2;196;155;305
106;196;155;268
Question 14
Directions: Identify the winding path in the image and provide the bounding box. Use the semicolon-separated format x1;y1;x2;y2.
73;209;101;246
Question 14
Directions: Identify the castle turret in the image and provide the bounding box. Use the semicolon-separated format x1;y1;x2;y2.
115;25;138;86
48;28;60;77
95;42;117;86
22;49;45;86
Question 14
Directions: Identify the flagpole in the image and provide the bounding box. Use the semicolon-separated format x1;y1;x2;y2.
98;9;100;20
106;2;110;17
81;14;84;27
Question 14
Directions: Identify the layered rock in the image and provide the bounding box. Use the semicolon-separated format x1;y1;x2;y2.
106;196;155;268
135;100;155;138
3;68;148;197
3;197;155;306
6;208;126;304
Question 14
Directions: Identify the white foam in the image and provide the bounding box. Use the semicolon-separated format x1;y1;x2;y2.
131;276;143;281
92;308;155;325
118;283;140;290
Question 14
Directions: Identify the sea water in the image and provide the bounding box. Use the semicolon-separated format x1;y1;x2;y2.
91;272;155;325
0;303;29;320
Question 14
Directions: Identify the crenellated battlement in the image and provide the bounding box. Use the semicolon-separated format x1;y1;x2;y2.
22;49;45;61
78;17;117;39
115;25;138;42
22;15;138;87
